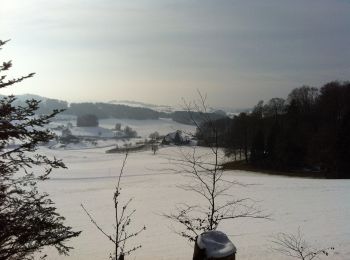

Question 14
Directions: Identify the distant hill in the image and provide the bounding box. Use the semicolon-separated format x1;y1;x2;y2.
0;93;45;101
65;102;160;120
1;94;229;123
0;94;68;114
108;99;173;113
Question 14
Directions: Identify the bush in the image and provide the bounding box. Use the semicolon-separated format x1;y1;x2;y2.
76;114;99;127
123;125;137;138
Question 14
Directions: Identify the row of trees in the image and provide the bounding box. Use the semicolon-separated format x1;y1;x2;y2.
6;95;228;125
77;114;99;127
169;110;226;125
198;82;350;178
67;103;227;124
67;102;159;120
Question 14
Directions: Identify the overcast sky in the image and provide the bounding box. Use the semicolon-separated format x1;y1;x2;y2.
1;0;349;108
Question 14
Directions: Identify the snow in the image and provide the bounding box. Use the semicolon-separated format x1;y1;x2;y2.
49;139;116;150
35;145;350;260
47;118;196;151
98;118;195;138
107;100;174;113
70;126;115;138
49;117;196;139
197;230;237;258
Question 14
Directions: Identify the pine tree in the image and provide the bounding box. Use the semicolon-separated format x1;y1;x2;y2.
0;40;80;259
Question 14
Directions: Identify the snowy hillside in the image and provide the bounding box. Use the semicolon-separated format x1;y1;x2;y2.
37;146;350;260
108;99;175;113
70;126;115;138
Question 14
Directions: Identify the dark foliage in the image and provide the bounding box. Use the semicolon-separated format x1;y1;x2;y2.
0;40;80;259
66;102;159;120
170;110;227;125
198;82;350;178
76;114;99;127
173;131;182;145
5;95;230;124
123;126;137;138
67;103;226;123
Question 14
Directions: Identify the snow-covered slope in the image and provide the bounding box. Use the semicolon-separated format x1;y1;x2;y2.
70;126;115;138
108;99;175;113
49;118;196;139
37;146;350;260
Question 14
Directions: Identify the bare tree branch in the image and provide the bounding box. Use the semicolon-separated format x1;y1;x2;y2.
81;153;145;260
165;93;269;241
271;228;334;260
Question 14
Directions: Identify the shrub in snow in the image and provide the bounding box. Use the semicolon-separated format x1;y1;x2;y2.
272;228;335;260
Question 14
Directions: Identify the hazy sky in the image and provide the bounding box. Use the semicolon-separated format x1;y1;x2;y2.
1;0;349;108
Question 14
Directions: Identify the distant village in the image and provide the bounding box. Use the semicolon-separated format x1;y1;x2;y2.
51;114;195;153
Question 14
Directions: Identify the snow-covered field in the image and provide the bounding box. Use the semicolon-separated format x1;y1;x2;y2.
36;117;350;259
37;144;350;260
50;117;196;139
49;117;196;150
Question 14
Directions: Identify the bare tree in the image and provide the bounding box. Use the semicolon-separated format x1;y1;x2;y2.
272;228;334;260
164;92;269;242
81;153;145;260
115;123;122;131
149;131;160;141
149;131;160;155
151;144;159;155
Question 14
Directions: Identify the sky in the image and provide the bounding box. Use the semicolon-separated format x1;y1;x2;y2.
0;0;349;108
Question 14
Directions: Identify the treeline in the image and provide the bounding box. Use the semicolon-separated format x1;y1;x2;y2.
9;95;227;123
169;110;227;125
7;95;160;120
199;81;350;178
65;103;226;122
64;102;159;120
